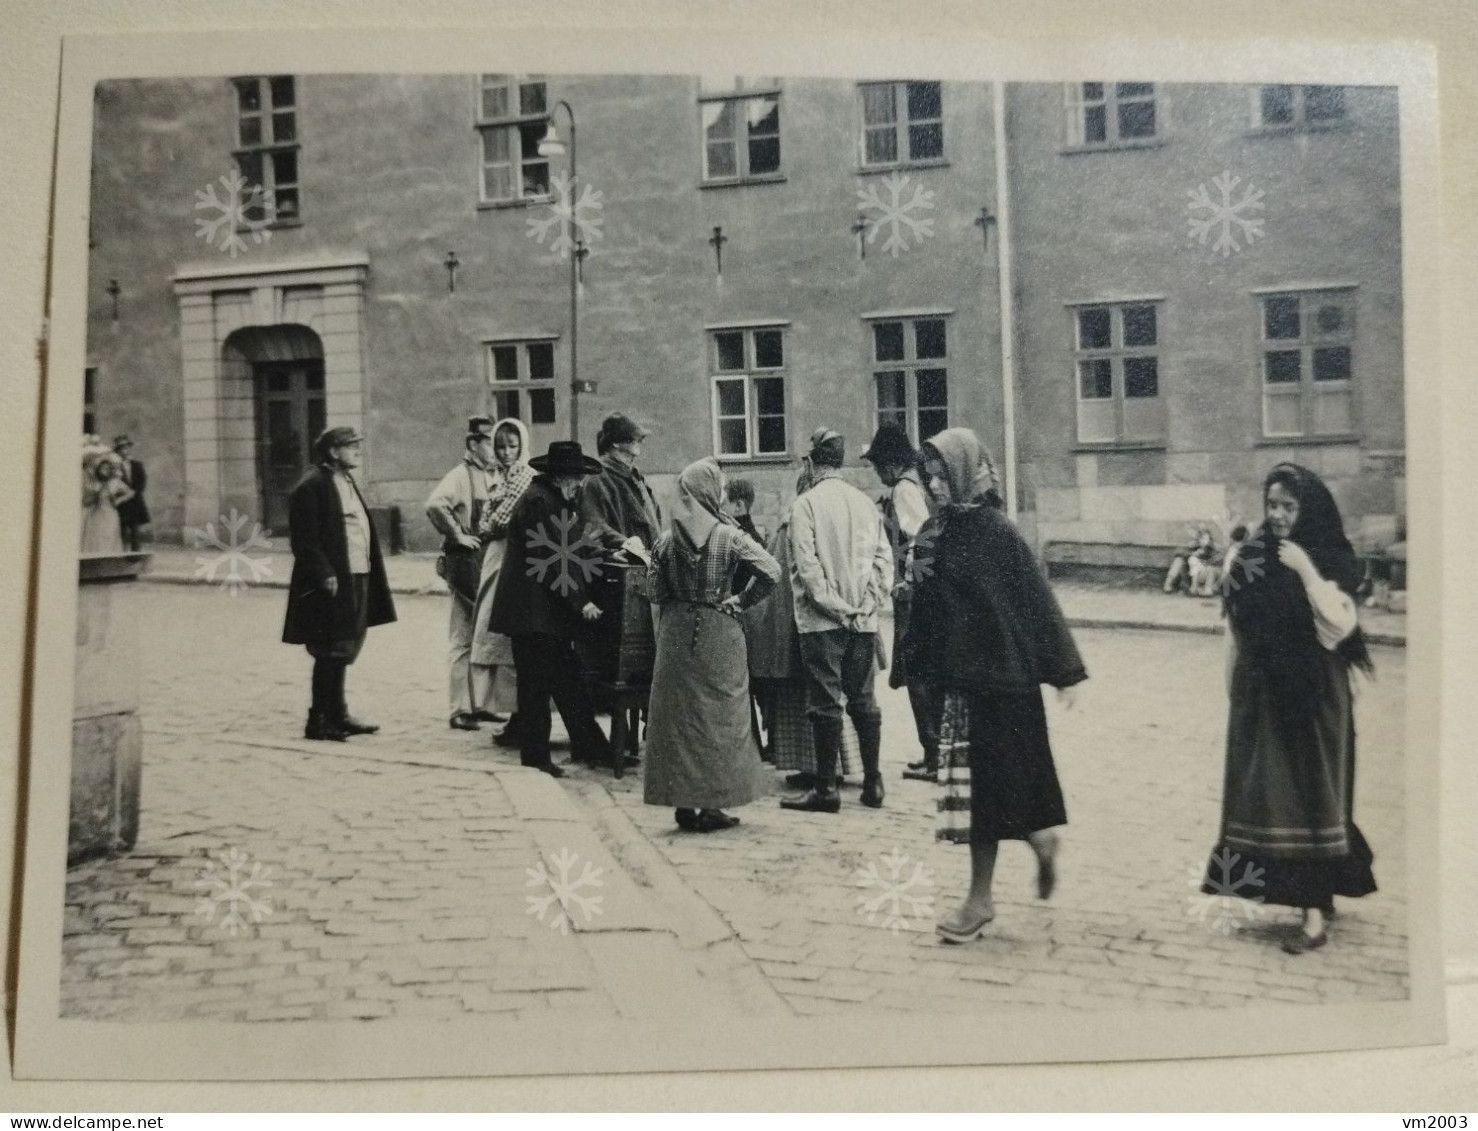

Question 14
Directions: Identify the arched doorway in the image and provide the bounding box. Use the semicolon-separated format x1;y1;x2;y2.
223;324;325;532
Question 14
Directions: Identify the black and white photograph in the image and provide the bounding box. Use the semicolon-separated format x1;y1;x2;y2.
13;27;1444;1081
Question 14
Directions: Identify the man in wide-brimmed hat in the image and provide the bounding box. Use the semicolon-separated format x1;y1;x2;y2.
487;440;615;778
780;427;893;814
861;422;943;782
282;426;397;742
426;416;501;732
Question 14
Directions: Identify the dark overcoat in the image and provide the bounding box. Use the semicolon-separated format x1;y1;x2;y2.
281;465;397;646
117;459;151;526
488;476;600;640
580;458;662;549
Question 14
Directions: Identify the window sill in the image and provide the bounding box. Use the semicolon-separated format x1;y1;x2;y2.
257;219;303;231
1256;433;1360;447
715;454;795;467
1059;138;1166;156
1072;441;1167;453
1246;120;1352;138
699;174;788;190
477;196;550;212
857;159;950;175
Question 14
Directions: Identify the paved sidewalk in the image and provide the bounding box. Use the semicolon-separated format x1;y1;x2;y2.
141;544;1408;645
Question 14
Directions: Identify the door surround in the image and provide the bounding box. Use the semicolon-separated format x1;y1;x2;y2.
172;255;368;535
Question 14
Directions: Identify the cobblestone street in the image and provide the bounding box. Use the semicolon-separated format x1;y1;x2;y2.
59;580;1409;1022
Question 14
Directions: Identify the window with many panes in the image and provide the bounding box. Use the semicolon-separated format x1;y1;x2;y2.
487;339;558;426
477;75;551;204
1255;85;1346;130
711;326;788;458
1072;302;1165;445
233;76;300;223
859;82;944;168
700;77;782;183
871;316;949;444
1064;82;1159;148
1260;289;1355;438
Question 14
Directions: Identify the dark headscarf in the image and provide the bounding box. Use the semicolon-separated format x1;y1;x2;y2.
1224;464;1373;722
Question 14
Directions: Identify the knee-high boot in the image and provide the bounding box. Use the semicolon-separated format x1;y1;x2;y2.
855;714;884;809
780;717;843;813
306;659;346;741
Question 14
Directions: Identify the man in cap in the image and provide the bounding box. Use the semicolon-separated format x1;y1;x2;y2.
861;423;943;782
487;440;615;778
581;412;662;553
426;416;499;731
282;426;397;741
112;434;150;551
780;427;893;813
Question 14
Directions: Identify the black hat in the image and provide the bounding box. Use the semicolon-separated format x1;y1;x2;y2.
112;434;133;450
860;423;917;468
806;426;845;468
314;425;364;459
596;412;648;455
468;415;495;437
530;440;603;477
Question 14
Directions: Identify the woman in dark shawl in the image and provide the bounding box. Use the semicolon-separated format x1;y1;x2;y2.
1202;463;1376;954
643;458;781;833
902;428;1088;943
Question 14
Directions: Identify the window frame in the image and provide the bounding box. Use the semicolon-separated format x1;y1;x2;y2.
708;324;790;460
484;336;561;428
698;77;785;186
1062;81;1164;153
476;74;553;207
231;75;301;226
1250;84;1350;133
857;80;947;171
1068;298;1167;448
1256;287;1358;441
866;313;952;446
84;365;98;435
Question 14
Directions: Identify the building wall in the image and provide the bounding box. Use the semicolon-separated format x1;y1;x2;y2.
1008;82;1404;553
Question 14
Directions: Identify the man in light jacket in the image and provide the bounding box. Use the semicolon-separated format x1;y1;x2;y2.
781;427;893;814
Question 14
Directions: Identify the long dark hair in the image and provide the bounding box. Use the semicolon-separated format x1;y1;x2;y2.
1224;464;1374;710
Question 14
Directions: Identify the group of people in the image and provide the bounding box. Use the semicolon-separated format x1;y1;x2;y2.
79;433;150;554
280;414;1377;955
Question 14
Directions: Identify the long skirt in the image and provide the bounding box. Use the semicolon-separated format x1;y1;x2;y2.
469;539;517;713
1201;645;1376;909
753;678;858;777
936;689;1067;846
643;602;766;810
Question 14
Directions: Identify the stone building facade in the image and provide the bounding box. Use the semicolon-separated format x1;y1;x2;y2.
83;74;1403;553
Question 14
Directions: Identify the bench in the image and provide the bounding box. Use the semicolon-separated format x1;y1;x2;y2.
1042;541;1180;587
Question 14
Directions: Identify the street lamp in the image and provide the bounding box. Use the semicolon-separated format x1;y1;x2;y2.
538;101;589;443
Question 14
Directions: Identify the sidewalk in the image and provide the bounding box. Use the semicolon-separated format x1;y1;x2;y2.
146;544;1408;646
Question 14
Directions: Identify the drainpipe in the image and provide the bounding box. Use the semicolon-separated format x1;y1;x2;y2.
992;80;1019;521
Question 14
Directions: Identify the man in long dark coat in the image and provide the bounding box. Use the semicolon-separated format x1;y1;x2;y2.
112;434;150;551
282;426;397;741
488;440;615;777
580;412;662;552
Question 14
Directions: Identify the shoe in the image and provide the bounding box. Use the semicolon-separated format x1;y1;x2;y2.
692;810;741;833
473;710;507;723
337;714;379;736
935;909;994;945
1280;929;1328;955
304;712;347;742
860;775;885;809
902;767;939;782
783;772;815;789
525;761;565;779
450;712;481;731
779;789;841;814
492;725;521;748
675;808;700;831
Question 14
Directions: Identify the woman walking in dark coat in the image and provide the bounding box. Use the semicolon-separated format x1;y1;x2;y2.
1200;463;1376;954
644;458;781;833
902;428;1087;943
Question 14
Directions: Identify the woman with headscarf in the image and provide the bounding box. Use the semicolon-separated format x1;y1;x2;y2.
902;428;1087;944
742;465;863;789
1200;463;1377;954
644;458;781;833
470;418;537;745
